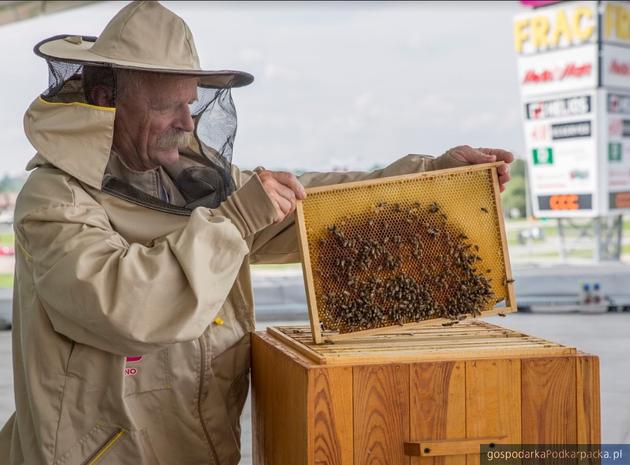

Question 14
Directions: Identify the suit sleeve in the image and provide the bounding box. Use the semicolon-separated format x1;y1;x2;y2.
18;175;275;355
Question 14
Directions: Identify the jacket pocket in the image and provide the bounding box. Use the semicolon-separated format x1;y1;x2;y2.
54;422;161;465
65;343;171;396
123;347;171;396
81;427;125;465
94;429;161;465
54;422;123;465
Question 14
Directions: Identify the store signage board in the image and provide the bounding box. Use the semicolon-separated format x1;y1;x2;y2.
523;91;600;217
602;44;630;90
603;91;630;211
513;1;597;56
514;1;630;216
602;1;630;48
517;44;598;97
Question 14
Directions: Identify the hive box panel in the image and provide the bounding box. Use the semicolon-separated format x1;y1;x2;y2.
296;163;516;343
251;321;601;465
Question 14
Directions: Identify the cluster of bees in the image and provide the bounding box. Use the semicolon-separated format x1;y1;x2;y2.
315;201;497;332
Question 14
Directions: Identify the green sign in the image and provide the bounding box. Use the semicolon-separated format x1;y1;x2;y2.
609;142;622;162
532;147;553;165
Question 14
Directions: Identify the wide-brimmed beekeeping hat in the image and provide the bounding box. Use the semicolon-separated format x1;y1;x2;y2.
33;0;253;88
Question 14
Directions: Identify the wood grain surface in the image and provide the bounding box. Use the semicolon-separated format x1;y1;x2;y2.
466;359;521;465
354;364;410;465
252;330;600;465
311;367;354;465
252;333;309;465
576;355;601;444
521;357;577;443
409;361;466;465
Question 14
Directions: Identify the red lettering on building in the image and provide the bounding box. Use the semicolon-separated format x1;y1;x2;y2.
523;63;592;84
523;69;554;83
610;60;630;76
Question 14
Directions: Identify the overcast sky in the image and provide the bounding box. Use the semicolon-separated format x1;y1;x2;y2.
0;1;526;175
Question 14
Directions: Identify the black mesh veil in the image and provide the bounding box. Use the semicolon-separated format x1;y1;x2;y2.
185;86;238;206
40;50;239;209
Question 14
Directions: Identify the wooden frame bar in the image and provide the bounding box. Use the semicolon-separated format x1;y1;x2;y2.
295;162;516;344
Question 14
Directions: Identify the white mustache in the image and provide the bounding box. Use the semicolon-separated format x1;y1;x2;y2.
155;130;191;149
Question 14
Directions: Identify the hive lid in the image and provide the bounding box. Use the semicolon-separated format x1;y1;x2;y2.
296;162;516;344
266;320;576;366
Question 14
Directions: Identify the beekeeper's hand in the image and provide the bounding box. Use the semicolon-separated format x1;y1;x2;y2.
443;145;514;192
257;169;307;223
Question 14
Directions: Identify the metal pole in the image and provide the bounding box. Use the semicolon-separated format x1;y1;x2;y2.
558;218;567;262
524;161;533;220
594;216;601;262
615;215;623;260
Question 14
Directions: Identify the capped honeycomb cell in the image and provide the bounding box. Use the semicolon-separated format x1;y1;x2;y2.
296;162;516;344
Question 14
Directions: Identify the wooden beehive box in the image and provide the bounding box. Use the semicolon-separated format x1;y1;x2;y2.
296;163;516;343
252;320;600;465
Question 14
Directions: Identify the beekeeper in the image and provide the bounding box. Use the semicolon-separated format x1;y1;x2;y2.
0;1;512;464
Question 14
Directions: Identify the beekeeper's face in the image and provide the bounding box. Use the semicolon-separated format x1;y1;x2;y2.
113;71;198;171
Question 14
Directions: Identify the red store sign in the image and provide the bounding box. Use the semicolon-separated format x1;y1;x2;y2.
523;62;592;84
610;59;630;76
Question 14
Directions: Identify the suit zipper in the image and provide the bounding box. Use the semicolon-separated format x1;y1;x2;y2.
198;335;221;465
81;429;125;465
102;184;191;216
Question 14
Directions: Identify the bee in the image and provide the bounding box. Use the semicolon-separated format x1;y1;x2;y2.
498;312;506;317
442;320;459;326
480;207;489;213
429;202;440;213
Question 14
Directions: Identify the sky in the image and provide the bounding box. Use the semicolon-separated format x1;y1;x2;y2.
0;1;526;175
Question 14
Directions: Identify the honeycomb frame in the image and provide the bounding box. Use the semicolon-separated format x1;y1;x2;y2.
296;162;516;344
